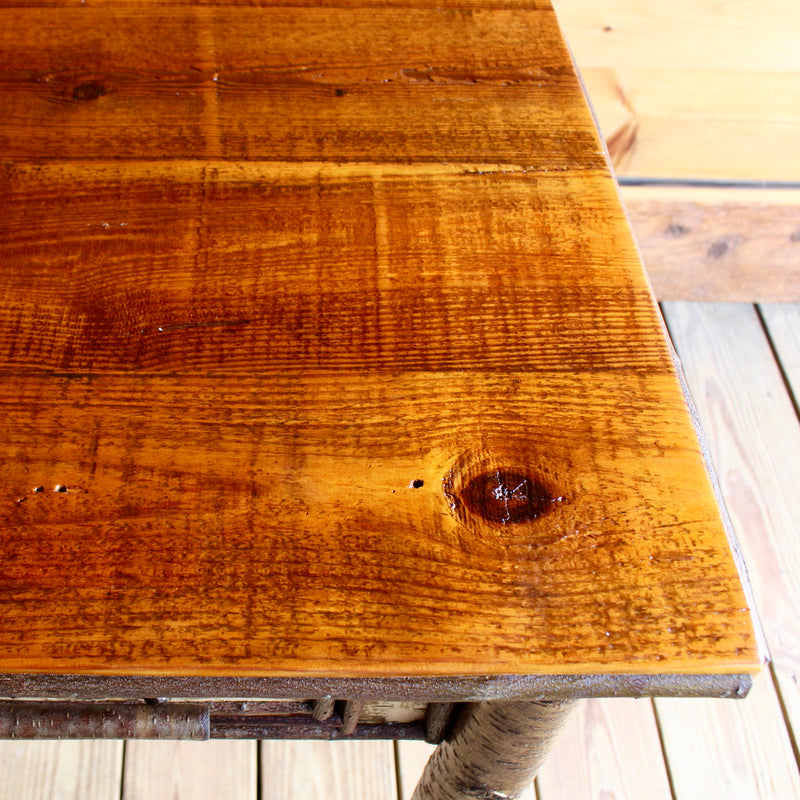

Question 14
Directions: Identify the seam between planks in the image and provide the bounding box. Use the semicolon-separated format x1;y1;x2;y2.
767;661;800;774
651;698;679;800
755;304;800;424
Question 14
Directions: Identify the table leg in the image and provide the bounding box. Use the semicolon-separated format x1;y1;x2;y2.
411;699;581;800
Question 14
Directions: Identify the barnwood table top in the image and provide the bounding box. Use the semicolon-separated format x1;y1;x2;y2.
0;0;760;696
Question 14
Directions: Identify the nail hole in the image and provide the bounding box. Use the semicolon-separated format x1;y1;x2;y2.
410;479;424;488
33;486;43;493
54;484;68;493
603;25;613;32
335;88;346;97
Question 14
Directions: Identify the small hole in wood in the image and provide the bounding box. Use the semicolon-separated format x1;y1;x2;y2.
33;486;43;493
54;484;68;493
411;479;424;488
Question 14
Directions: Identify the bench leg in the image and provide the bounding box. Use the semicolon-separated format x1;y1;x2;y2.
411;699;581;800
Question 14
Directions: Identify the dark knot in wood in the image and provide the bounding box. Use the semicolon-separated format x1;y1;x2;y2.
73;82;106;101
443;452;565;531
463;470;552;525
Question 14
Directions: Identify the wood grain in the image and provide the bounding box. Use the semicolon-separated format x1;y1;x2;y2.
0;741;122;800
0;1;758;682
0;161;667;376
259;740;396;800
0;365;758;676
621;187;800;302
123;740;256;800
535;699;672;800
661;301;800;788
0;6;599;165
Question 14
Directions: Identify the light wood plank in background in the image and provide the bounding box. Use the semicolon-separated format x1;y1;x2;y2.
656;672;800;800
553;0;800;73
553;0;800;180
621;186;800;302
661;301;800;792
536;699;672;800
0;741;122;800
579;69;800;181
396;741;435;800
122;740;256;800
260;741;396;800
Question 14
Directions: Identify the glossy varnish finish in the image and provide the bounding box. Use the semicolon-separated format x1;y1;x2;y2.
0;2;758;679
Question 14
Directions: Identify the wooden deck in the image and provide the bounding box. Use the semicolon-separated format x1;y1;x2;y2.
2;0;800;797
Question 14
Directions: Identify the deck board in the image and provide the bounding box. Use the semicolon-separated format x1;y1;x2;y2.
259;741;397;799
535;698;672;799
656;672;800;800
121;740;256;800
662;301;800;770
658;301;800;797
620;187;800;303
0;741;122;800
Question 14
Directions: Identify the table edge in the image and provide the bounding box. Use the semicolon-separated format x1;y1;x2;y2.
0;672;754;701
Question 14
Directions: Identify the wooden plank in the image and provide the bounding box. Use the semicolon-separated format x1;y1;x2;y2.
0;363;758;677
0;6;599;165
552;1;800;180
619;186;800;302
661;301;800;786
552;0;800;74
577;68;800;181
0;160;668;376
260;741;396;800
122;741;255;800
535;699;672;799
0;741;122;800
656;672;800;799
761;304;800;394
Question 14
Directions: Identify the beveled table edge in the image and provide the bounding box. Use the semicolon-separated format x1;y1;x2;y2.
0;672;753;701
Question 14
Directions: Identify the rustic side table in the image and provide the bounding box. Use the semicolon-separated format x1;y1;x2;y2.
0;1;761;798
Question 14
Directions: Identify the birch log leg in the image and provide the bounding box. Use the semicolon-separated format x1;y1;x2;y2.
411;700;581;800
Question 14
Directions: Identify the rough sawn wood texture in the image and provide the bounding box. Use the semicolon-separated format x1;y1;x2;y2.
0;1;759;682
